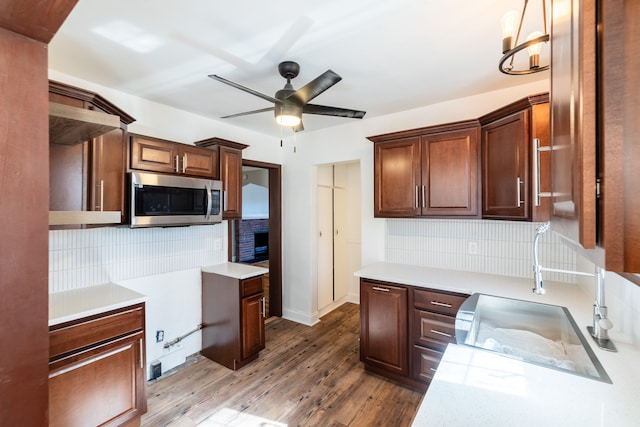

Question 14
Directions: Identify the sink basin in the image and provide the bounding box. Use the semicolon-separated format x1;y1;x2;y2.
455;293;611;383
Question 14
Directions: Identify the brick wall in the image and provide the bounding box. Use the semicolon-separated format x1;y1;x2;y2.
237;219;269;262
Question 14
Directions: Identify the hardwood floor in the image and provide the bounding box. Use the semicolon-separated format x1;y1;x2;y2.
141;303;423;427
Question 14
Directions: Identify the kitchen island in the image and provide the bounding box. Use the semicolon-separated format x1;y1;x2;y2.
355;262;640;427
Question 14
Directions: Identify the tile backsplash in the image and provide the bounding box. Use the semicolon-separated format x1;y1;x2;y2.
49;224;226;293
385;219;576;283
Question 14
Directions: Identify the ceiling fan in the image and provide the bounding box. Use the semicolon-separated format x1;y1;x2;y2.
208;61;366;132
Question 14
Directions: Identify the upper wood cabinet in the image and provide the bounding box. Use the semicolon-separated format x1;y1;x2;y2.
130;134;219;178
48;81;136;226
368;120;480;218
194;137;248;220
551;0;640;272
479;93;550;221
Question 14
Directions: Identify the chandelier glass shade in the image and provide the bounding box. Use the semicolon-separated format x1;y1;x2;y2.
499;0;550;75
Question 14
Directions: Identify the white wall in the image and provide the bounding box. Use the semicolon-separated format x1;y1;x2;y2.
281;79;550;324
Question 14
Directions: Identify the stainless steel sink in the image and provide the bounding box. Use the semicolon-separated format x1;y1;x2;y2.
455;293;611;383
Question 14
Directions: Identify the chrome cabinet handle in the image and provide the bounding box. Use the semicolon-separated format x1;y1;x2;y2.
415;186;419;209
532;138;552;206
430;368;437;372
139;338;144;369
516;177;524;208
422;185;426;208
262;297;266;318
100;180;104;212
532;138;540;207
430;329;452;338
182;154;187;173
430;301;452;308
372;286;390;292
95;180;104;211
175;155;180;173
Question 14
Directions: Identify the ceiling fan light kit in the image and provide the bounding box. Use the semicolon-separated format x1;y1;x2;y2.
274;104;301;126
209;61;366;131
499;0;550;75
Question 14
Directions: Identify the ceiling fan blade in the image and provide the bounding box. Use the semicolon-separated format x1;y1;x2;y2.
208;74;281;104
287;70;342;105
221;106;275;119
303;103;366;119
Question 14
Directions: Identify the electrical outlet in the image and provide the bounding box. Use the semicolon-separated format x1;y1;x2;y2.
214;237;223;251
156;330;164;343
468;241;479;255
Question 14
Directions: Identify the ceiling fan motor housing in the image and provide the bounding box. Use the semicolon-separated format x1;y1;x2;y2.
278;61;300;80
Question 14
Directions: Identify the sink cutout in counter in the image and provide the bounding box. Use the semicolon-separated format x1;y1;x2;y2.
455;293;611;383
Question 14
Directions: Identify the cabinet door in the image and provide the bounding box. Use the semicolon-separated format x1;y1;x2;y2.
49;332;145;427
360;281;408;375
130;135;180;174
482;110;529;219
317;185;334;311
241;292;265;359
220;146;243;219
181;145;219;178
90;128;126;222
421;128;479;216
373;137;421;217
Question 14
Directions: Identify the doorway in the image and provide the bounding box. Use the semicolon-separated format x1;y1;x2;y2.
316;161;361;317
229;159;282;318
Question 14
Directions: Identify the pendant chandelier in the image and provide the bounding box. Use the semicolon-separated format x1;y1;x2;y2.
499;0;550;75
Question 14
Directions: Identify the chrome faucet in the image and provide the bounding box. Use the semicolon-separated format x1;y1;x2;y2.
531;222;617;351
532;222;550;294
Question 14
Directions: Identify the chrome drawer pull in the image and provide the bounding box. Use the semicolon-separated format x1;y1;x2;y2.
430;329;452;338
139;338;144;369
372;286;390;292
430;301;452;308
430;368;437;372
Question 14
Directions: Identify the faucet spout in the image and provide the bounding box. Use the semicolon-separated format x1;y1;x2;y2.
532;222;550;294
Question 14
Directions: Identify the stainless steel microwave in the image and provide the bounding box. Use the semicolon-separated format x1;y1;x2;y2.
130;171;222;227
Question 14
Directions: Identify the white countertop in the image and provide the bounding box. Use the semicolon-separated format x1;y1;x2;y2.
49;283;146;326
202;262;268;279
355;262;640;427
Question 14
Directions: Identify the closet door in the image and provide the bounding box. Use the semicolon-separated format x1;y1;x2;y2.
317;185;334;311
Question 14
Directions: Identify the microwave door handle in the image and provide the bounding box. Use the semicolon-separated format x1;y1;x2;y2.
205;184;213;220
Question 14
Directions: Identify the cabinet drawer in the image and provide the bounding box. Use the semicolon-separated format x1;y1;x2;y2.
413;309;456;346
413;288;468;316
50;304;144;361
241;276;263;297
412;345;444;382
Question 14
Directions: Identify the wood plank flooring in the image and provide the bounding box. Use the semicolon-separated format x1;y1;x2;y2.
141;303;423;427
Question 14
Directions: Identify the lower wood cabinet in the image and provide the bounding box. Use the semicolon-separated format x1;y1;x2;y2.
360;278;468;391
360;280;408;377
202;272;266;370
48;303;147;427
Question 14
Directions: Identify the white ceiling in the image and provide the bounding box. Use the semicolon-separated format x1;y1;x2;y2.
49;0;550;136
